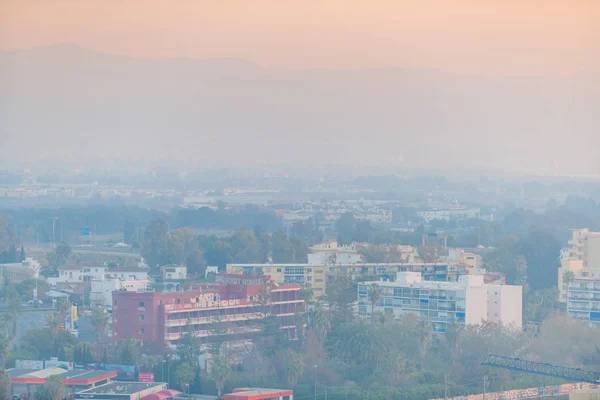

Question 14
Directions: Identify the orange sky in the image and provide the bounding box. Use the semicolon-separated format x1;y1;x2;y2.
1;0;599;75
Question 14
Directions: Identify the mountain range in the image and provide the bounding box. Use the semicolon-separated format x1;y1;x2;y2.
1;43;598;173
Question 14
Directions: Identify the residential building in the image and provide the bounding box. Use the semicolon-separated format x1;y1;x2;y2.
0;257;41;284
308;241;362;265
111;274;304;347
558;229;600;302
357;272;522;332
161;264;187;280
228;262;469;300
48;264;107;287
90;278;150;308
417;207;481;223
105;267;148;281
567;278;600;328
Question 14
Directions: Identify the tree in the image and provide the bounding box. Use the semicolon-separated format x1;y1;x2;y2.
0;370;10;400
91;307;110;344
210;353;231;399
367;283;382;323
335;213;356;245
33;374;65;400
518;228;561;290
19;245;26;262
45;312;63;338
562;270;576;289
56;298;71;321
54;242;71;266
175;362;195;394
279;348;304;386
141;220;171;271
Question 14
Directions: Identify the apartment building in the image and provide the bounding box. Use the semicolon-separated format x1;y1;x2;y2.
90;277;150;308
558;229;600;302
111;274;304;346
307;241;362;265
357;272;522;332
567;278;600;328
227;262;468;300
0;258;40;284
417;207;481;223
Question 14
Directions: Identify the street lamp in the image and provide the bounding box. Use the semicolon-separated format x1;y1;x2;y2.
185;383;190;399
313;365;318;400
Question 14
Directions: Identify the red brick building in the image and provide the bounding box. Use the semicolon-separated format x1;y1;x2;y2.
112;274;304;346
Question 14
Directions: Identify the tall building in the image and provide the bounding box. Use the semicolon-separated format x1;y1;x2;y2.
227;262;468;300
558;229;600;302
357;272;522;332
567;278;600;328
111;274;304;347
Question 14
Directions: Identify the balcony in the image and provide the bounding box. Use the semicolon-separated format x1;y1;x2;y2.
165;312;263;327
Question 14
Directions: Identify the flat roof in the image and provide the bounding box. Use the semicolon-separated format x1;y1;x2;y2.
77;381;165;395
224;388;293;400
8;368;117;385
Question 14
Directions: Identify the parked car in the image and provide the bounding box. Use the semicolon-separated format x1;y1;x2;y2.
28;299;43;305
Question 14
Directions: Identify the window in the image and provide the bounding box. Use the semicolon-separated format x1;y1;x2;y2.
139;314;145;321
114;300;118;306
307;276;312;281
139;328;145;334
184;297;190;304
177;298;181;304
139;301;145;307
276;268;282;273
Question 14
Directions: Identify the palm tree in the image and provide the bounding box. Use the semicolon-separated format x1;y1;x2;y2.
174;362;195;395
367;283;382;323
33;375;65;400
307;300;330;340
210;354;231;399
90;307;110;344
415;320;432;370
282;349;304;386
45;311;63;338
563;270;576;292
55;298;71;320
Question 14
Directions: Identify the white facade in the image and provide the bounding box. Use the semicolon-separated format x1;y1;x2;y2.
308;241;362;265
417;208;481;223
358;272;522;332
567;278;600;328
162;265;187;280
90;278;150;308
105;268;148;281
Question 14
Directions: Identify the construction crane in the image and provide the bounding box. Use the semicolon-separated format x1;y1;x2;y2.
483;354;600;384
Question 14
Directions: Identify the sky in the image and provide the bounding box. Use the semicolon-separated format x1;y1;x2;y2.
1;0;599;75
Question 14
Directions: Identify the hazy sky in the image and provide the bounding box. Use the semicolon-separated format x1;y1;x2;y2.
1;0;599;75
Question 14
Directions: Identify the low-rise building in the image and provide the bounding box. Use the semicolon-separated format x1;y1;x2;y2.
0;257;41;284
90;278;150;308
75;381;168;400
307;241;362;265
567;278;600;328
357;272;522;332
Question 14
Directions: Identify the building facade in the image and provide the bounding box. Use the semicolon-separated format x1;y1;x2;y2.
112;274;304;347
0;257;40;284
227;262;468;300
357;272;522;332
567;278;600;328
558;229;600;302
307;241;362;265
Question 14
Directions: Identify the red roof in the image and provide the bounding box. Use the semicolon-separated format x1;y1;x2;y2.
141;389;182;400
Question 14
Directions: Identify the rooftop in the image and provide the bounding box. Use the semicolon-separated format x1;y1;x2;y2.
77;381;165;395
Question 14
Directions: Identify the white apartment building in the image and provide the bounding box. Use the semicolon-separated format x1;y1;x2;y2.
417;208;481;223
105;267;148;281
358;272;522;332
161;264;187;280
90;278;150;308
48;264;107;287
308;241;362;265
0;258;41;284
567;278;600;329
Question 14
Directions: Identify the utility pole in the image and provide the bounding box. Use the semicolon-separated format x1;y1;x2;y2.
483;375;488;400
51;217;58;243
314;365;318;400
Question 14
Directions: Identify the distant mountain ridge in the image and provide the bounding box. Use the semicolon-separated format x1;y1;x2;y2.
1;44;598;172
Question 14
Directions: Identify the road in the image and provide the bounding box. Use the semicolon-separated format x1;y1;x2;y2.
13;309;46;347
10;307;95;347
